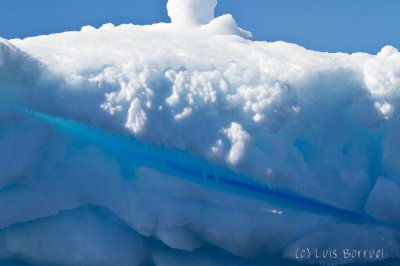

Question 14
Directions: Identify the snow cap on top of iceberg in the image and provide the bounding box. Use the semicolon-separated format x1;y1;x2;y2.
166;0;252;38
167;0;217;25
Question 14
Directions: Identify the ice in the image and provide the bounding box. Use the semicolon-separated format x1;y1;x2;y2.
1;0;400;265
0;38;41;90
365;177;400;222
1;207;148;266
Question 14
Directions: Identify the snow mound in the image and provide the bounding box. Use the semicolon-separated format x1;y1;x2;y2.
166;0;251;38
167;0;217;26
1;0;400;265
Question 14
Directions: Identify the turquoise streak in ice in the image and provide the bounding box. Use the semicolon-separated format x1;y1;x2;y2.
0;104;383;224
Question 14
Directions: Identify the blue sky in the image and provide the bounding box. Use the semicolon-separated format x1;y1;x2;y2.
0;0;399;54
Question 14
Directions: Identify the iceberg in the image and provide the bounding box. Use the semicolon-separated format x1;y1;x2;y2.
1;0;400;265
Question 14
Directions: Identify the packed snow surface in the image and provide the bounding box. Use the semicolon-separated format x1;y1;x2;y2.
1;0;400;265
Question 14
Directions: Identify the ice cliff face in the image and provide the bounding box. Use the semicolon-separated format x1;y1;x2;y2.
1;0;400;265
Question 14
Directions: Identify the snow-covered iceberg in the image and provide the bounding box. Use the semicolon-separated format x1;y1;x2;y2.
1;0;400;265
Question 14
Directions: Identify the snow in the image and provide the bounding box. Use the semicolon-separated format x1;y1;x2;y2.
222;122;250;165
1;0;400;265
165;0;251;38
167;0;217;26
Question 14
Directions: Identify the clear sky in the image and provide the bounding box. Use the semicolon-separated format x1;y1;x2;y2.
0;0;399;54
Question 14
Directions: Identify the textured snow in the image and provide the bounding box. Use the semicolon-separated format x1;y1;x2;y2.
1;0;400;265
